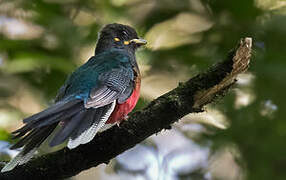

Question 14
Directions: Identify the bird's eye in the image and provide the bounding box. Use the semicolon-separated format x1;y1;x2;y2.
114;37;120;42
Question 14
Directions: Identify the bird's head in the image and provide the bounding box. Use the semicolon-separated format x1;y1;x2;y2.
95;23;147;55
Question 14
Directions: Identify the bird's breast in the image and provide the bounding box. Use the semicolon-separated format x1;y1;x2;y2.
106;75;141;124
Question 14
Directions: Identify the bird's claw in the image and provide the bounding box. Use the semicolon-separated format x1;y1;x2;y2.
116;115;129;127
123;115;129;120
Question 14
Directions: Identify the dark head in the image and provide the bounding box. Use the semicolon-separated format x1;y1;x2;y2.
95;23;147;55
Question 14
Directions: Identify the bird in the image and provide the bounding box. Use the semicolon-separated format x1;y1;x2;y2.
1;23;147;172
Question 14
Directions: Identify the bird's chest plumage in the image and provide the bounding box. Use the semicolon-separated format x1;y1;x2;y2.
106;74;141;124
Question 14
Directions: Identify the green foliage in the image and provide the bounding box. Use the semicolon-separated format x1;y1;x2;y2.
0;129;9;141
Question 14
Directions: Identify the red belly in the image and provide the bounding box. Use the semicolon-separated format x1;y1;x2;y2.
106;80;140;124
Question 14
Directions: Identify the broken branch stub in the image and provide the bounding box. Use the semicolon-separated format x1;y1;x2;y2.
193;38;252;109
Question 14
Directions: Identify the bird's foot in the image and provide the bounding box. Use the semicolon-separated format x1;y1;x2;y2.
116;115;129;127
123;115;129;121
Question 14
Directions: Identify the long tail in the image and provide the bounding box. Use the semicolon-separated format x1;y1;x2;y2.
67;101;115;149
1;100;116;172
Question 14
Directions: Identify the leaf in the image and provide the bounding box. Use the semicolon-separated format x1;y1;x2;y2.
145;12;213;50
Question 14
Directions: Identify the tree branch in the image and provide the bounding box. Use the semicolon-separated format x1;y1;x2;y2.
0;38;252;180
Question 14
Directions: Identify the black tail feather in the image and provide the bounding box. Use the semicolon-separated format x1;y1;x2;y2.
69;109;97;140
22;99;81;124
10;129;39;149
68;104;111;142
2;99;116;172
11;99;83;151
49;104;112;147
67;102;115;149
12;104;83;139
36;106;80;128
49;110;87;147
23;124;58;155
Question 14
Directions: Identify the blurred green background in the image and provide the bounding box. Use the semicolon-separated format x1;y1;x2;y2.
0;0;285;179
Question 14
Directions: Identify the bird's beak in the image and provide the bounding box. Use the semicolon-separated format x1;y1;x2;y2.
130;38;147;45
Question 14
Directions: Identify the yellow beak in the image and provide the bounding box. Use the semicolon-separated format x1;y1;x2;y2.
130;38;147;45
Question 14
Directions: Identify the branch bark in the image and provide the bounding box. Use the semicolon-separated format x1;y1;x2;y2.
0;38;253;180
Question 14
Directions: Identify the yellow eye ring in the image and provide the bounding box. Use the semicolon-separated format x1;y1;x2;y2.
114;37;120;42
